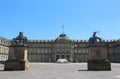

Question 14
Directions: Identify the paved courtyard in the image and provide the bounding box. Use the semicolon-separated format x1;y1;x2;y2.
0;63;120;79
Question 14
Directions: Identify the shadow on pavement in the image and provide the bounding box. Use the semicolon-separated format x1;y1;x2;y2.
0;70;4;71
78;69;88;71
78;69;112;71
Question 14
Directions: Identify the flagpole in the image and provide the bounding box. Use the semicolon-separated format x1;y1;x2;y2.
62;25;64;33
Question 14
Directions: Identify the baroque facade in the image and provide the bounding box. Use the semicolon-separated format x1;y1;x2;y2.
0;33;119;63
0;37;10;63
27;33;115;63
28;33;89;62
113;39;120;62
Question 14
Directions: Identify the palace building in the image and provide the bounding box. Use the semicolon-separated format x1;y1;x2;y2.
27;33;116;63
28;33;89;62
0;32;119;63
0;37;10;63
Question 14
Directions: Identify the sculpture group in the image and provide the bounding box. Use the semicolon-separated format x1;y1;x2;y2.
12;32;28;46
88;32;111;70
4;32;29;71
89;32;102;46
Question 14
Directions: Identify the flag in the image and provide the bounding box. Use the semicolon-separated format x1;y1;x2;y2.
62;25;64;29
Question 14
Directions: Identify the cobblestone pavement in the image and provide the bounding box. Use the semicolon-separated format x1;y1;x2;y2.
0;63;120;79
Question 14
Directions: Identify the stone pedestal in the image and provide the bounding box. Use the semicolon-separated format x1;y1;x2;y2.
4;46;29;71
87;46;111;71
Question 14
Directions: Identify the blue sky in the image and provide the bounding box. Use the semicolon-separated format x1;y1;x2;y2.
0;0;120;40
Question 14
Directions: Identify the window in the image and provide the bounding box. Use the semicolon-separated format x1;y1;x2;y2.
79;50;81;53
41;50;43;53
109;49;112;53
86;49;88;53
49;50;51;53
82;49;85;53
75;50;77;53
37;50;40;54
